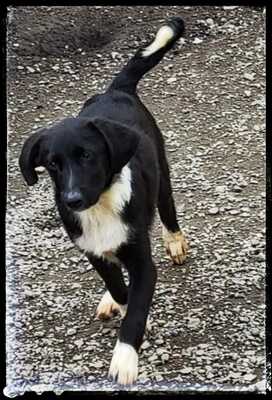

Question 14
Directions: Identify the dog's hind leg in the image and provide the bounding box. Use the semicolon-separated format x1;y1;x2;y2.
87;255;128;320
158;156;188;265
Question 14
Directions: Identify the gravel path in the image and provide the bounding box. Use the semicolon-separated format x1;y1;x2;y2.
5;6;266;396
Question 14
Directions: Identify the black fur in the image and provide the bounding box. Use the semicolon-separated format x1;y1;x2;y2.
19;17;185;382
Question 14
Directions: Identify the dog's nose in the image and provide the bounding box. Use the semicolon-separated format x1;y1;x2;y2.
63;191;83;210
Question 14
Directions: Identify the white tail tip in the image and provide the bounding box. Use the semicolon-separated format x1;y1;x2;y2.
142;25;175;57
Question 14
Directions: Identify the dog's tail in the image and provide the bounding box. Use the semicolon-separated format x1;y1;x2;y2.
108;17;185;94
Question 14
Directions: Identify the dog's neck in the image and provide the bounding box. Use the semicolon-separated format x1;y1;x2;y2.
87;163;132;216
75;164;132;256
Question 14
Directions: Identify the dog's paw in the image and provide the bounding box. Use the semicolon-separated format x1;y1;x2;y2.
162;226;188;265
108;340;138;385
96;291;127;320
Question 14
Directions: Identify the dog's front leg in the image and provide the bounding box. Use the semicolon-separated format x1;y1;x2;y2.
109;235;157;385
87;254;128;319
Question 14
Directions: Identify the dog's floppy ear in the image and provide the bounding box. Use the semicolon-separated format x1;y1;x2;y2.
89;118;141;174
19;128;48;186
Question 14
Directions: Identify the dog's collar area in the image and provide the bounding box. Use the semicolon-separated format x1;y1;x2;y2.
104;170;122;191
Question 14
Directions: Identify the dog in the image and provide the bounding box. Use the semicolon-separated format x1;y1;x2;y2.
19;16;188;385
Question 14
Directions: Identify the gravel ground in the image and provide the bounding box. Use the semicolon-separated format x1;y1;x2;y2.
5;6;266;396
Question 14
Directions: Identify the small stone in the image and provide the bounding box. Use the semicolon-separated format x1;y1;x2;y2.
156;348;165;355
34;331;44;338
188;317;201;329
92;360;104;369
215;186;225;193
244;72;255;81
142;340;151;350
111;51;120;59
167;77;177;84
73;354;82;361
244;373;256;382
229;209;240;215
180;367;192;374
255;253;265;262
26;66;35;73
161;353;170;362
193;38;203;44
74;339;84;347
208;207;219;215
148;354;158;362
67;328;77;336
229;371;241;379
206;18;214;26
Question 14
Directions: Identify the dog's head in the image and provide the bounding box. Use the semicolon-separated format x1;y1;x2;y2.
19;117;140;211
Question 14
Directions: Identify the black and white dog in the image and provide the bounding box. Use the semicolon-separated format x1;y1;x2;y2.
19;17;188;385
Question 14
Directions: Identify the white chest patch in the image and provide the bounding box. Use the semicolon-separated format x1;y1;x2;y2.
75;165;132;257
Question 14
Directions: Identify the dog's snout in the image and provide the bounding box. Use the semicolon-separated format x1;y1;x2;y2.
63;191;83;210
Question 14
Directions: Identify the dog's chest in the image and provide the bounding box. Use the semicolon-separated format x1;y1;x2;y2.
75;165;131;258
76;208;129;257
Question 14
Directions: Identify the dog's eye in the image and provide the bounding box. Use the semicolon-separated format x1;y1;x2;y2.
81;151;91;160
48;160;57;170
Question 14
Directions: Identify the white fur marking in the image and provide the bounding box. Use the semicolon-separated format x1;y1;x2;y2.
96;290;127;319
109;340;138;385
142;25;174;57
76;165;132;256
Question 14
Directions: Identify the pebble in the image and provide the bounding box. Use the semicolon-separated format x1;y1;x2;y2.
208;207;219;215
74;339;84;347
206;18;214;26
244;72;255;81
193;38;203;44
188;317;201;329
229;209;240;215
26;66;36;73
148;354;158;362
161;353;170;362
67;328;77;336
244;373;257;382
156;348;165;355
155;338;164;345
167;77;177;84
180;367;192;374
215;185;225;193
142;340;151;350
92;361;104;369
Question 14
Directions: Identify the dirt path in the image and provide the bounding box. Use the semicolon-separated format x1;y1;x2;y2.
6;6;266;396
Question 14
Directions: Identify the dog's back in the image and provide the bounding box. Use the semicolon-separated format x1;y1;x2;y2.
79;17;185;186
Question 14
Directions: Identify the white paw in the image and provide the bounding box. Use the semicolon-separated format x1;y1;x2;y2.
108;340;138;385
96;291;127;320
162;225;188;265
